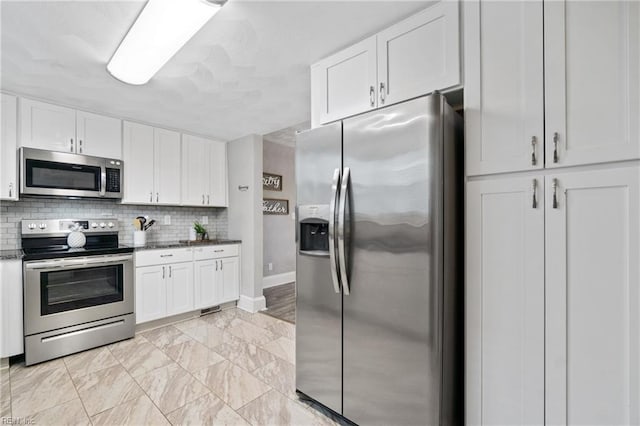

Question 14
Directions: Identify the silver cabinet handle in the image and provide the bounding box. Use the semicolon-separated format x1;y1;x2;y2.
70;138;74;152
207;194;210;205
79;139;83;153
202;195;205;205
369;86;375;107
552;178;559;209
532;179;538;209
169;265;172;278
162;266;165;279
553;132;559;163
156;192;159;203
531;136;537;166
160;254;173;258
149;192;153;202
328;168;341;294
379;82;386;104
215;260;218;271
8;182;12;198
337;167;351;295
214;249;224;253
220;260;223;271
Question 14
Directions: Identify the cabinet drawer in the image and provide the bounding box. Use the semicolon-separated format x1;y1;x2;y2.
193;244;239;260
135;247;193;267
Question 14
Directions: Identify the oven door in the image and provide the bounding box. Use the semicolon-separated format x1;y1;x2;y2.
24;254;134;335
20;148;107;198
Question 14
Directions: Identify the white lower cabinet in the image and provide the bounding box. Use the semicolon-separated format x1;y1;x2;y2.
545;166;640;425
467;166;640;425
194;246;241;309
218;257;240;304
0;259;24;357
135;265;167;324
165;262;194;316
194;259;217;309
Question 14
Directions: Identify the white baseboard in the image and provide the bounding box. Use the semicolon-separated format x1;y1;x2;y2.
262;271;296;289
237;295;267;313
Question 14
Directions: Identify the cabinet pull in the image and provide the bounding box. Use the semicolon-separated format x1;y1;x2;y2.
8;183;12;198
70;138;74;152
221;261;223;271
79;140;83;154
552;178;559;209
207;195;210;205
214;249;223;253
216;260;218;271
162;266;165;279
149;192;153;202
202;195;205;205
160;254;173;258
531;136;537;166
553;132;559;163
379;82;386;104
369;86;375;107
169;266;172;278
156;192;159;203
532;179;538;209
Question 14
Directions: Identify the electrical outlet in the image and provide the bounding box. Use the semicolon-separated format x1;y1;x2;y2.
201;216;209;225
163;215;171;225
268;263;273;271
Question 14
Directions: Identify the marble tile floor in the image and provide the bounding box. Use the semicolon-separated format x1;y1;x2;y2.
0;308;342;426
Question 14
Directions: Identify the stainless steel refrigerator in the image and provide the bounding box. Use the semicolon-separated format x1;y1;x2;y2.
295;93;463;425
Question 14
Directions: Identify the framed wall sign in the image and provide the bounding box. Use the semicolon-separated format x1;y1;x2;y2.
263;173;283;191
263;198;289;215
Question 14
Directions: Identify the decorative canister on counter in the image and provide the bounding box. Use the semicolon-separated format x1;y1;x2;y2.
133;230;146;247
67;223;86;248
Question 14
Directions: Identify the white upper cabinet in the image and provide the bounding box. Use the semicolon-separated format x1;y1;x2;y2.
311;36;377;126
182;134;228;207
377;1;460;108
466;177;545;425
1;93;18;200
20;98;76;153
76;110;122;159
545;166;640;425
20;98;123;158
122;121;155;204
545;1;640;168
153;128;181;205
465;0;544;176
311;1;461;127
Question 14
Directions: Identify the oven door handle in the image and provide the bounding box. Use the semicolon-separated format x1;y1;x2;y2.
25;255;133;270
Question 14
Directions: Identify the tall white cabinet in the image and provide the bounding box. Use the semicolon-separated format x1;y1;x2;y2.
182;134;228;207
465;1;640;424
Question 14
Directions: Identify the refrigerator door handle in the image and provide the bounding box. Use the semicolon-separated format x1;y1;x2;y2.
328;168;342;294
338;166;351;295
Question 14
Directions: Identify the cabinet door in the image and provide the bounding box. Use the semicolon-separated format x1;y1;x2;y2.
135;265;166;324
181;134;209;206
218;257;240;304
20;98;76;153
122;121;155;204
194;259;217;309
0;259;24;357
1;93;18;200
545;1;640;167
76;111;122;159
312;36;377;125
154;128;181;205
545;167;640;425
377;1;460;108
208;140;228;207
166;262;194;316
465;0;544;176
466;177;544;425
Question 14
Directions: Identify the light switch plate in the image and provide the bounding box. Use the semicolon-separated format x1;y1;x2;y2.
163;215;171;225
201;216;209;225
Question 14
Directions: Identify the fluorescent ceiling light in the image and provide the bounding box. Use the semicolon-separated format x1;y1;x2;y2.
107;0;226;85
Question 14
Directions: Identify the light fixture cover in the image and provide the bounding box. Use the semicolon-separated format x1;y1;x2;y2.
107;0;223;85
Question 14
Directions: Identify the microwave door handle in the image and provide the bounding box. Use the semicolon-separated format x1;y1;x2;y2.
100;166;107;196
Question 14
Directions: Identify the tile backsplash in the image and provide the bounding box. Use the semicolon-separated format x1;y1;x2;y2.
0;198;228;250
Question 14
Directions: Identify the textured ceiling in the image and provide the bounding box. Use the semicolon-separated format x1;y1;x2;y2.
264;121;309;147
0;0;431;141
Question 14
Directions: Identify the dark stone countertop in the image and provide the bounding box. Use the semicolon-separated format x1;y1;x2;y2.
0;249;24;260
131;239;242;251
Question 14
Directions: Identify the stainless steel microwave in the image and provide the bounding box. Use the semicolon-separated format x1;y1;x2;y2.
20;148;123;199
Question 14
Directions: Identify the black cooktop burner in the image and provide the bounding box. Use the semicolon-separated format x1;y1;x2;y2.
21;233;133;261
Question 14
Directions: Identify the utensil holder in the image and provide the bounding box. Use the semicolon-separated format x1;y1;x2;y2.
133;230;146;247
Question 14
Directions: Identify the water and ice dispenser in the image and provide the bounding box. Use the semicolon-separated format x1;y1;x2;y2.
298;205;330;255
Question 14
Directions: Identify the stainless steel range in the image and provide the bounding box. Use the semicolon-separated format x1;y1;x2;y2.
21;219;134;365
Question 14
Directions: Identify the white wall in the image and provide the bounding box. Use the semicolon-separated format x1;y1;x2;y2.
227;134;265;312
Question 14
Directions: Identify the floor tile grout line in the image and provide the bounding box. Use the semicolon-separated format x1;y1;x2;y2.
61;357;94;425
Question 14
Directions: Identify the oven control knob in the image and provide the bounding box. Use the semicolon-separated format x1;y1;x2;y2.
91;222;98;228
107;222;114;228
99;222;106;228
39;223;47;229
28;223;36;230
